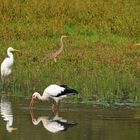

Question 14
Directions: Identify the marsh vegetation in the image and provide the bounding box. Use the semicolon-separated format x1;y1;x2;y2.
0;0;140;104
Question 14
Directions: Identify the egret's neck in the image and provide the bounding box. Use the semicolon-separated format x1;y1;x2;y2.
6;117;13;131
6;125;12;132
7;51;14;62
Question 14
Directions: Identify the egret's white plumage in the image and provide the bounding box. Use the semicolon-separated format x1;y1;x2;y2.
0;95;17;132
30;84;78;112
1;47;19;81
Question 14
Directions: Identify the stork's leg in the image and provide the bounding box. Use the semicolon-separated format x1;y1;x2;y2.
56;101;60;112
51;101;55;113
59;101;64;111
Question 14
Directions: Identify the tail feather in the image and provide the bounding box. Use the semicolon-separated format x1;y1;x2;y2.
55;86;78;97
66;89;78;96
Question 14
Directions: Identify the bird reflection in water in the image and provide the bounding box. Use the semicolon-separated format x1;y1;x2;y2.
0;95;17;132
30;109;77;133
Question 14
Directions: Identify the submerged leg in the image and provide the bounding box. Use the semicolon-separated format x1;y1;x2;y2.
56;101;60;112
51;101;55;113
59;101;63;111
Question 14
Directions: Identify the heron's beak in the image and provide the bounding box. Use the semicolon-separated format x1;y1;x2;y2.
135;43;140;46
13;49;20;52
29;98;35;108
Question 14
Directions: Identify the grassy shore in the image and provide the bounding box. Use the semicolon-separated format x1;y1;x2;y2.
0;0;140;104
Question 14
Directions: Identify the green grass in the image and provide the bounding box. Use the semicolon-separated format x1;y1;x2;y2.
0;0;140;104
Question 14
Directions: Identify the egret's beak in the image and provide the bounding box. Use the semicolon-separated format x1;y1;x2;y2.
11;127;18;131
8;127;18;133
135;43;140;46
13;49;20;52
29;98;35;108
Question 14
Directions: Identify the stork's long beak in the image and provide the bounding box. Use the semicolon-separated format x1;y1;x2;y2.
29;98;35;108
30;108;35;120
13;49;20;52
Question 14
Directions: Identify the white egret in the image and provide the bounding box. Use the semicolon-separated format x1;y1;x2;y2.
0;95;17;132
1;47;19;81
29;84;78;112
44;35;68;62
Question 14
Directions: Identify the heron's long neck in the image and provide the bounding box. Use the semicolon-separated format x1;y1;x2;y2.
60;37;64;52
7;51;14;62
55;37;64;55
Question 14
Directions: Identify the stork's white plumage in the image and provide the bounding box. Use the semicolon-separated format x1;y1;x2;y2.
30;110;77;133
29;84;78;112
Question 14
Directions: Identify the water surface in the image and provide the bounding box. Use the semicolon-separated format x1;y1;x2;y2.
0;95;140;140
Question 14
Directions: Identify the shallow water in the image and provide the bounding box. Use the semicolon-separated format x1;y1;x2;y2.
0;95;140;140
